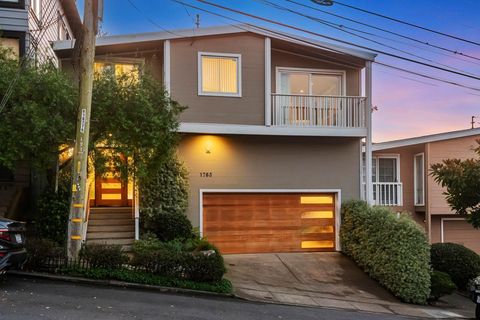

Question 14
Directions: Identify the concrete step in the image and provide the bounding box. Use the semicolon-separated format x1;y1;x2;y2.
86;238;135;246
89;212;132;220
87;231;135;240
87;225;134;233
90;207;132;214
88;219;134;226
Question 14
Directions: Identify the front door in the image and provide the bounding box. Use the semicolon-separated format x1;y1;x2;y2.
95;172;128;207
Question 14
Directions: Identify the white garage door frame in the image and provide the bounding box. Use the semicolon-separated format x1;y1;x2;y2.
440;217;466;243
199;188;342;251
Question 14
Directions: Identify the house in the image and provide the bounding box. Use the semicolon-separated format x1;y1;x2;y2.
53;24;377;254
0;0;80;217
373;128;480;253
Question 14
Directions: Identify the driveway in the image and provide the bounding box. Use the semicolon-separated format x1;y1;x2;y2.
224;252;472;319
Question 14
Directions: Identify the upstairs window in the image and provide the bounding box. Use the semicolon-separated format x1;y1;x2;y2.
198;52;241;97
94;61;141;81
414;153;425;206
0;37;20;59
277;68;344;96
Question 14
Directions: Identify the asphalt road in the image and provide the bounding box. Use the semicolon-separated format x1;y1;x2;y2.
0;276;418;320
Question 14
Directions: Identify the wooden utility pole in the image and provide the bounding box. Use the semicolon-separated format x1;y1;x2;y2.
67;0;101;259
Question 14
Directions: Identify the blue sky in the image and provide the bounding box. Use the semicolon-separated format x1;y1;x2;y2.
78;0;480;141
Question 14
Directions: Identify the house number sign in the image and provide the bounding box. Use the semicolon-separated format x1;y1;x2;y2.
200;172;213;178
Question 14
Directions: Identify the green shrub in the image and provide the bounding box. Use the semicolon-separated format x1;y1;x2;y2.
24;238;65;271
141;209;194;242
79;244;128;269
140;155;189;218
34;186;70;245
430;270;456;301
431;242;480;289
340;200;431;304
183;251;226;282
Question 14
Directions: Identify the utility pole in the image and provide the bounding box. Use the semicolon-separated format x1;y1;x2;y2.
472;116;477;129
67;0;102;259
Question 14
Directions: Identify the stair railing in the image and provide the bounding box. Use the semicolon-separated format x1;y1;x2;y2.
81;180;93;243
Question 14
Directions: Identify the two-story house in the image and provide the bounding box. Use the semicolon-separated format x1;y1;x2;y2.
373;128;480;254
53;25;376;254
0;0;80;217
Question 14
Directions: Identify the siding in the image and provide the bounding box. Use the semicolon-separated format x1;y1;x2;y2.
0;7;28;32
427;135;479;215
171;33;266;125
178;134;361;226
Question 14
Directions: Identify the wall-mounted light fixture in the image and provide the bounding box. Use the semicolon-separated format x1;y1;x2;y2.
205;140;213;154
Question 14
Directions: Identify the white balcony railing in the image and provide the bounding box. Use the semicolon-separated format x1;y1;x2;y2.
373;182;403;206
271;94;367;128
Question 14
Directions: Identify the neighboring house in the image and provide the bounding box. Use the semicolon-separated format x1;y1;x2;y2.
54;24;376;254
373;128;480;253
0;0;80;217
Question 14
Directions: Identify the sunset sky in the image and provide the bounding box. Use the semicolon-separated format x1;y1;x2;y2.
79;0;480;142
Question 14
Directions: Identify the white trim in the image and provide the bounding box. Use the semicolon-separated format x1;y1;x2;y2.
373;128;480;151
197;51;242;97
414;152;425;206
53;24;376;61
373;154;401;183
179;122;367;137
440;217;467;243
365;61;373;205
265;37;272;126
163;40;171;94
275;67;346;96
199;188;342;251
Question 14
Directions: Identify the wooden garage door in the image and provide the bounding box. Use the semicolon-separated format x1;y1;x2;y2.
203;193;336;254
443;219;480;254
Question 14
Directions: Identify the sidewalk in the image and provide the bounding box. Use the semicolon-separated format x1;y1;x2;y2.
224;253;475;319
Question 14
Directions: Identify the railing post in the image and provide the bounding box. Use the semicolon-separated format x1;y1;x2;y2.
365;61;374;205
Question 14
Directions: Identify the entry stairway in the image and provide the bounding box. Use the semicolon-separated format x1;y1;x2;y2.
86;207;135;252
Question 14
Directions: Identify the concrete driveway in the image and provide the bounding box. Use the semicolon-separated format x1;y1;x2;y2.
224;252;470;319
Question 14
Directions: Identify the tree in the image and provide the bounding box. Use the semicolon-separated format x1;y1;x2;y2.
431;140;480;228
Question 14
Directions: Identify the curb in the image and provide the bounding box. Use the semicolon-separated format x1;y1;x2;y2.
7;270;235;300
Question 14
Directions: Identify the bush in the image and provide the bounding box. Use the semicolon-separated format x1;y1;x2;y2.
430;270;456;301
140;155;189;218
34;186;70;245
183;251;226;282
24;238;65;271
79;244;128;269
340;200;431;304
431;243;480;289
141;209;194;242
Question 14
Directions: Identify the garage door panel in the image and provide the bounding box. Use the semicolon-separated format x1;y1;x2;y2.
203;192;336;254
443;219;480;253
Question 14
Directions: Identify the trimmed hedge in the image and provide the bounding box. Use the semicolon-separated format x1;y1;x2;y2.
431;242;480;289
341;200;431;304
141;209;194;242
430;270;456;301
79;244;129;269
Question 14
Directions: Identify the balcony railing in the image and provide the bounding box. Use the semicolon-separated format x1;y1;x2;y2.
271;94;367;128
373;182;403;206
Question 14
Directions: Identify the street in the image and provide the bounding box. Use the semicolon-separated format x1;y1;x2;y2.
0;276;418;320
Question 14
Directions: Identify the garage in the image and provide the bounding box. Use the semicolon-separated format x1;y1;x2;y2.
202;192;338;254
442;218;480;254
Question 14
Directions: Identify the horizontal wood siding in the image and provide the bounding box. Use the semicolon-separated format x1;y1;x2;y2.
203;193;336;254
0;8;28;31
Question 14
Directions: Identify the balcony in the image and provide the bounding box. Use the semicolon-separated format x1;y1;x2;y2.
271;94;367;128
373;182;403;206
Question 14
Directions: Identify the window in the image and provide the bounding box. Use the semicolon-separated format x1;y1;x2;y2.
277;68;344;96
0;37;20;59
372;156;400;183
414;153;425;206
0;0;25;9
198;52;241;97
94;61;141;80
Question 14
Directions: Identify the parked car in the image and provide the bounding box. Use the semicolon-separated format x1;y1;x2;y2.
0;218;26;273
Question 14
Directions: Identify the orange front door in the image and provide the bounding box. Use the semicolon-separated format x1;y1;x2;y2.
95;173;128;207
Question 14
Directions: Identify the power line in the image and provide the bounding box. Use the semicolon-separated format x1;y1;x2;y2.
283;0;480;63
125;0;184;37
253;0;479;77
193;0;480;81
332;0;480;46
171;0;480;93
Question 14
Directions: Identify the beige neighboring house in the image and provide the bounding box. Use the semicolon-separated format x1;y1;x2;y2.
53;24;377;254
0;0;80;217
372;128;480;253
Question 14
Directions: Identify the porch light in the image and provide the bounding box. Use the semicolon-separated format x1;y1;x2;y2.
205;140;213;154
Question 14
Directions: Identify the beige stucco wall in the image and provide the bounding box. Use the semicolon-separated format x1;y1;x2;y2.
170;33;266;125
177;134;362;226
271;50;361;96
427;136;479;216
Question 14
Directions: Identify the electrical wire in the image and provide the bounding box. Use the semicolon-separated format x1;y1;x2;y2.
283;0;480;63
332;0;480;46
170;0;480;93
192;0;480;81
253;0;479;77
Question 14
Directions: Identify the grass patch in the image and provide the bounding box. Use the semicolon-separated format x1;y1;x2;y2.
60;266;232;294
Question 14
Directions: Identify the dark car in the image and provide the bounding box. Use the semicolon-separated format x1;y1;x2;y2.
0;218;26;273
